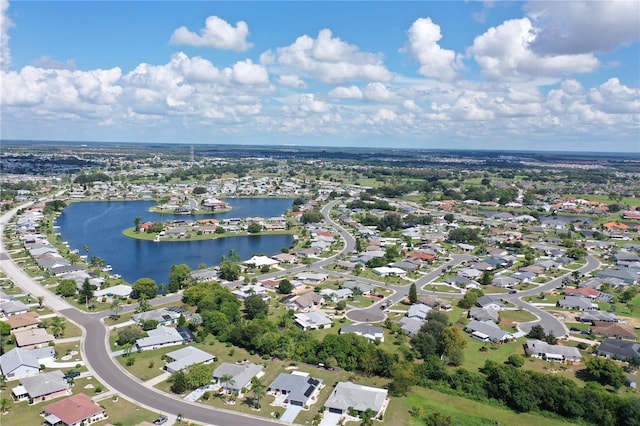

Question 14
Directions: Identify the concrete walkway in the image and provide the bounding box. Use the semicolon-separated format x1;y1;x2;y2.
143;371;172;388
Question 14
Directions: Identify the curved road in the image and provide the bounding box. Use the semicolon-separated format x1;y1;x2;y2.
0;206;283;426
0;198;603;424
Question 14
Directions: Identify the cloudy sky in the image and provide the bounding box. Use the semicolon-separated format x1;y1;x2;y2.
1;1;639;152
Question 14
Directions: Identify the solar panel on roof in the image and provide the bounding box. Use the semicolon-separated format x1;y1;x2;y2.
308;378;319;386
162;315;172;320
303;386;314;397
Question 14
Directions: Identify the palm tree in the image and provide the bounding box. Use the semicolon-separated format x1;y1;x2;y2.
0;398;9;414
220;373;235;392
50;316;66;338
110;298;123;318
250;376;266;409
134;216;142;233
37;296;44;309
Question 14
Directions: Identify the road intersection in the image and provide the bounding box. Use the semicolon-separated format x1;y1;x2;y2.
0;200;602;425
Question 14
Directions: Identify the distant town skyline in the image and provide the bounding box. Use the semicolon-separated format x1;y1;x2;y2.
1;1;638;152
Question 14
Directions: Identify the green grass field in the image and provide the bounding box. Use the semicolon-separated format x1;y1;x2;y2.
386;386;578;426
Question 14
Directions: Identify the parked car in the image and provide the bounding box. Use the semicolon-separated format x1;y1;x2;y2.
581;329;592;335
154;416;168;425
570;327;581;332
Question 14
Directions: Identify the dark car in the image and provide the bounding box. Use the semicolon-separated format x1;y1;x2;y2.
570;327;581;332
581;329;592;335
509;290;518;294
154;416;168;425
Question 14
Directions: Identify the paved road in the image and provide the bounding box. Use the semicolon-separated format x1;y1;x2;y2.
0;206;284;426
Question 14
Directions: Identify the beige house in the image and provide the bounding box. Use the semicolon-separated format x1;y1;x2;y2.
14;328;55;349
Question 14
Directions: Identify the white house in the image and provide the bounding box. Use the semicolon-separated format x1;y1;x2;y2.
135;326;185;351
212;362;264;395
339;324;384;343
164;346;216;374
294;311;332;330
0;347;55;381
324;382;388;419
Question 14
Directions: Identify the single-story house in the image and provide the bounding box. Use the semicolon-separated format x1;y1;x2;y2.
296;272;328;284
340;324;384;343
232;285;269;301
465;320;514;343
596;338;640;361
0;300;29;316
418;296;452;311
592;322;637;341
578;311;618;323
42;392;107;426
324;381;388;418
557;296;598;311
244;255;279;268
271;253;298;264
12;370;70;402
212;362;264;394
372;266;407;277
341;281;374;295
14;328;55;349
189;269;219;283
268;372;322;407
319;288;353;302
492;276;519;289
524;339;582;363
468;307;500;323
94;284;133;300
6;311;40;331
407;303;432;321
164;346;216;374
476;295;505;311
0;346;55;381
132;308;180;326
399;317;423;338
286;292;324;311
135;326;185;351
294;311;332;330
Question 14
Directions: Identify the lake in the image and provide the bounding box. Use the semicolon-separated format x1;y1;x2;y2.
54;198;295;285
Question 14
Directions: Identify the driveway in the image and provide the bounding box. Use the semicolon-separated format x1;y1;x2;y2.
280;405;302;423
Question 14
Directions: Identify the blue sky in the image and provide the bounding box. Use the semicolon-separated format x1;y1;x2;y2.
1;1;639;152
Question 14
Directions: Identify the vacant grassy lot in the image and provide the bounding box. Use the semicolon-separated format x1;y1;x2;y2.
386;386;577;426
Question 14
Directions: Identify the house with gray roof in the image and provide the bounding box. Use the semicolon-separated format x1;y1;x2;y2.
399;317;423;338
135;326;185;351
132;308;180;326
268;372;322;407
407;303;432;320
0;300;29;316
476;295;505;311
340;324;384;343
212;362;264;394
0;347;55;381
341;281;373;295
557;296;598;311
468;307;500;323
324;381;388;418
524;339;582;363
596;268;638;285
189;269;219;282
164;346;216;374
596;338;640;361
465;320;514;343
578;311;618;323
12;370;70;402
492;276;519;289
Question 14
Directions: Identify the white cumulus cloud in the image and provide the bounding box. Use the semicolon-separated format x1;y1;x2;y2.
279;74;306;89
170;15;253;51
0;0;14;70
273;29;392;84
405;18;459;81
328;86;363;99
470;17;600;81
